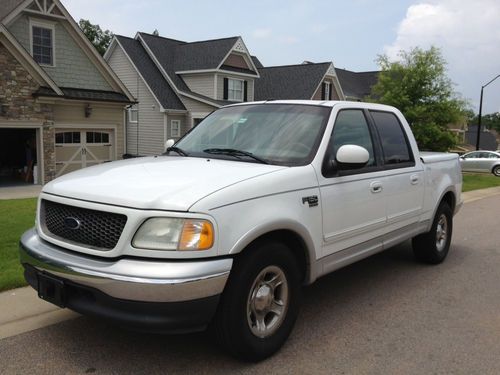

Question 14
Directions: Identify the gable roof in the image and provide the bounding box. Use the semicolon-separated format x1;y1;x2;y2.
136;32;257;108
254;62;332;100
114;35;185;110
251;56;264;69
1;0;134;102
335;68;379;100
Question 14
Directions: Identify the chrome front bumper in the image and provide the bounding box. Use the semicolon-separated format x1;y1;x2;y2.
19;228;232;303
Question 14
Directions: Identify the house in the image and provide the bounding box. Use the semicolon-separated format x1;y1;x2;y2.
104;32;260;155
254;61;345;101
334;68;379;101
0;0;134;186
465;125;499;151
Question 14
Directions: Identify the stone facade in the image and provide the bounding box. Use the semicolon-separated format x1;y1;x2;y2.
0;43;55;182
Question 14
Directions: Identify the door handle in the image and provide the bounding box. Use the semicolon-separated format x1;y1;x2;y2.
370;181;383;193
410;174;419;185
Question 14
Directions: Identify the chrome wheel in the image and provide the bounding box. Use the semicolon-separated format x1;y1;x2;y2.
493;166;500;177
435;214;448;252
247;265;289;338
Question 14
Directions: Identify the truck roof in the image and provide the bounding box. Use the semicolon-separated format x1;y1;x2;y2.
225;100;398;112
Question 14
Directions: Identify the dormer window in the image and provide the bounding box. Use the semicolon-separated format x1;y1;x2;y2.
30;20;55;66
228;78;244;101
324;82;331;100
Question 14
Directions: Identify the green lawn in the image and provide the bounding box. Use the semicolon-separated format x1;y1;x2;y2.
0;198;37;292
462;173;500;192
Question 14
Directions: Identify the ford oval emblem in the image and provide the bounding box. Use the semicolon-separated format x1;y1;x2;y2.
64;217;81;230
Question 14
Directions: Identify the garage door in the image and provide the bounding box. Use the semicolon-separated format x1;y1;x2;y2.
55;130;114;177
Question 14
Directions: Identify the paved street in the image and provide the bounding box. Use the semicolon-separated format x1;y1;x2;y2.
1;195;500;374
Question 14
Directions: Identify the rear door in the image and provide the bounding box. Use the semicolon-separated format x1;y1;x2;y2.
368;110;424;233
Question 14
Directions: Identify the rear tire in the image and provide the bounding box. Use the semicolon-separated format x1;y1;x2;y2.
493;165;500;177
412;201;453;264
213;241;302;362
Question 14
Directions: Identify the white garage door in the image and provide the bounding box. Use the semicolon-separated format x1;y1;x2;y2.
55;129;114;177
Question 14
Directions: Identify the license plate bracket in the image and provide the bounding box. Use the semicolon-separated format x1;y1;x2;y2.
37;272;66;308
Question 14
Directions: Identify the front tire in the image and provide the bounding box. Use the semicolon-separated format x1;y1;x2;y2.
412;201;453;264
213;241;302;361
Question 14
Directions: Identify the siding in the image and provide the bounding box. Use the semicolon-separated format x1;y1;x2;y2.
181;73;215;98
53;103;125;158
108;45;164;155
223;53;250;70
312;79;340;100
165;114;189;140
8;14;112;91
180;95;216;114
217;74;254;101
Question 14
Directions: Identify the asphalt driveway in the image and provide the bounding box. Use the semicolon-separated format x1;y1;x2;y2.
0;194;499;374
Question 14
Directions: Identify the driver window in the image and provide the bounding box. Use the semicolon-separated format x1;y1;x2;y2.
329;110;375;167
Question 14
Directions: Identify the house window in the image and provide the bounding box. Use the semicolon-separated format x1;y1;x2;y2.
86;132;110;144
128;107;138;123
171;120;181;137
31;22;54;66
55;132;80;144
228;79;244;101
324;82;331;100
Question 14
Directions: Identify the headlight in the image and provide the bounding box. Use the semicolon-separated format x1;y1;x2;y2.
132;218;214;251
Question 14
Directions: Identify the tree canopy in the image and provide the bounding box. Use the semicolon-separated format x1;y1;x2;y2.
471;112;500;132
368;47;469;151
78;19;113;56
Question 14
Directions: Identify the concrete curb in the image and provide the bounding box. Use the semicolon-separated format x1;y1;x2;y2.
462;186;500;204
1;186;500;340
0;287;78;340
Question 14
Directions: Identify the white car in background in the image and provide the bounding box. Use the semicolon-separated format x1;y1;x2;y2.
459;151;500;177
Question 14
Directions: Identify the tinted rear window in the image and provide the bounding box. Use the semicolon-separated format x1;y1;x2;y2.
370;111;413;165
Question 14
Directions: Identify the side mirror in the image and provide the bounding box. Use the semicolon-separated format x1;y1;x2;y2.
164;139;175;153
322;144;369;177
336;145;369;169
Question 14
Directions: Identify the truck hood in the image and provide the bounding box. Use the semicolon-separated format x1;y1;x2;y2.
43;156;286;211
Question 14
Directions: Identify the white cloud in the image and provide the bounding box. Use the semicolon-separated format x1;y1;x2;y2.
384;0;500;113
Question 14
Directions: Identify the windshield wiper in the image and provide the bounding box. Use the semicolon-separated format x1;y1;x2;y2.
203;148;268;164
166;146;189;156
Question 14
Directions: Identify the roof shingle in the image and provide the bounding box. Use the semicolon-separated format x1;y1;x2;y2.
115;35;186;110
254;62;331;100
335;68;379;100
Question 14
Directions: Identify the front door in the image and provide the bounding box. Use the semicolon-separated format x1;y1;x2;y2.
55;130;113;177
318;109;387;257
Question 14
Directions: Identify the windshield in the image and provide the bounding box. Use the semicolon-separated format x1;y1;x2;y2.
175;104;331;166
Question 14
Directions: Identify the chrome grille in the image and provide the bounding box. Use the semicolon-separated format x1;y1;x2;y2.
41;199;127;250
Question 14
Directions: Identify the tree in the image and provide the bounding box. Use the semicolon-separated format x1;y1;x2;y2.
471;112;500;132
79;19;113;56
367;47;469;151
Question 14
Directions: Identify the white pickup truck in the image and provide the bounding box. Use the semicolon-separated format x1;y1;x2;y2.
20;101;462;361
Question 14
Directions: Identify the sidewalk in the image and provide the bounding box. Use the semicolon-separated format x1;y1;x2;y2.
0;185;42;200
1;186;500;340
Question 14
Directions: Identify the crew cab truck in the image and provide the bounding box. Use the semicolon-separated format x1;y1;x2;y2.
20;101;462;361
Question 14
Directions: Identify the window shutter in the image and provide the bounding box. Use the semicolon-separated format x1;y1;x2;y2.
321;82;326;100
328;84;332;100
223;78;228;100
244;81;248;101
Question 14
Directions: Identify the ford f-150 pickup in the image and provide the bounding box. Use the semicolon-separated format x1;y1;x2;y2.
20;100;462;361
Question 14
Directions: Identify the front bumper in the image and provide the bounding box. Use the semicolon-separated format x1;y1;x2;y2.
20;228;233;332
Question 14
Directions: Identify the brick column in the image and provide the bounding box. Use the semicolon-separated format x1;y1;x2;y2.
42;121;56;182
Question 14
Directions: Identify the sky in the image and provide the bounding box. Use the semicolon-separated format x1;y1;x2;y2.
64;0;500;114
